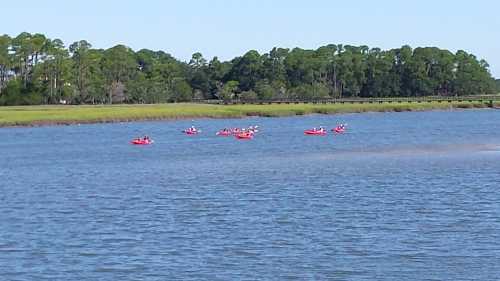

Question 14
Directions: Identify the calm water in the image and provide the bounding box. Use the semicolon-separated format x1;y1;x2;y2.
1;109;500;280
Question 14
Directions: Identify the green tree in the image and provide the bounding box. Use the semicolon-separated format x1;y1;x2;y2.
361;48;400;97
336;45;367;97
206;56;232;98
453;51;496;96
125;72;148;103
1;32;499;105
188;52;211;96
69;40;94;103
85;49;106;104
11;32;48;87
284;48;316;87
290;82;329;100
262;47;288;88
217;80;239;101
40;39;71;103
101;45;137;103
255;80;275;100
393;45;414;97
240;90;258;101
0;35;11;94
226;50;263;91
170;79;193;102
189;52;207;69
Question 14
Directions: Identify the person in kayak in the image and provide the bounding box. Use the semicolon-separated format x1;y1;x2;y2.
185;126;196;133
333;123;347;133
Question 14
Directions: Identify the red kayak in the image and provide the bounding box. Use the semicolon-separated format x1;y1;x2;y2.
131;139;153;145
183;129;199;135
235;132;254;140
333;127;346;134
216;130;232;136
304;129;326;136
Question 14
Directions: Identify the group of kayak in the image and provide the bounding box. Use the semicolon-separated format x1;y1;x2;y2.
183;125;259;139
131;123;346;145
304;124;347;135
216;126;259;140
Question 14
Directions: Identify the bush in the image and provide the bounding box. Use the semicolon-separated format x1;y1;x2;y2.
170;80;193;102
216;81;239;101
290;83;330;100
239;90;258;101
255;81;275;100
0;80;42;105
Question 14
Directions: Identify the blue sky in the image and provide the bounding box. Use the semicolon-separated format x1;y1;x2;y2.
3;0;500;77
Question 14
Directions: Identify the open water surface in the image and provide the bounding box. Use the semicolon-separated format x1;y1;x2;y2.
1;109;500;280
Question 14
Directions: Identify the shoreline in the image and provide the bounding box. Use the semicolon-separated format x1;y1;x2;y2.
0;102;497;128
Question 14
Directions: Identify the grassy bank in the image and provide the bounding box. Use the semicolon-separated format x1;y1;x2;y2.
0;101;496;127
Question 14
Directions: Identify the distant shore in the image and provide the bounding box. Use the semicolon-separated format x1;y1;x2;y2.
0;102;497;128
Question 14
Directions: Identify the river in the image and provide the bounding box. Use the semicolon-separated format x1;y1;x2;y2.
1;109;500;280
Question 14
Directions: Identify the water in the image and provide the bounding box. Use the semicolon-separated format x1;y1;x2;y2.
1;109;500;280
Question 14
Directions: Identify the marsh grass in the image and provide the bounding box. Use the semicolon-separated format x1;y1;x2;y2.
0;101;495;127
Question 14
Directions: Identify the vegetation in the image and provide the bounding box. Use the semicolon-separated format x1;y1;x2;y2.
0;101;497;127
0;32;497;106
496;79;500;92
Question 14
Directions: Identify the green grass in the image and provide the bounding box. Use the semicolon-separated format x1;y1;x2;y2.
0;101;496;127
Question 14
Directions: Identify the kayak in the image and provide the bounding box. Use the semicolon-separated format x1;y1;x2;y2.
235;132;254;140
183;130;199;135
131;139;153;145
333;128;346;134
304;130;326;136
216;130;232;136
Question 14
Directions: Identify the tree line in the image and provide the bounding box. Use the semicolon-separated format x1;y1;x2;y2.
0;32;497;105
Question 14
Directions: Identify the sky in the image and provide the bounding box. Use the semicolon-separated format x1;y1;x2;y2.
3;0;500;77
